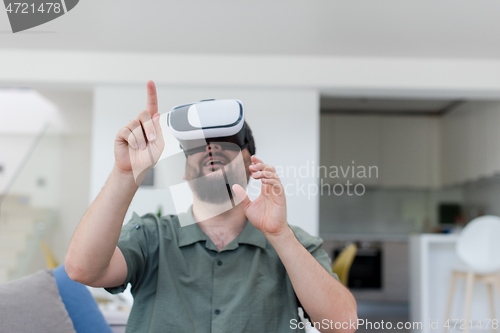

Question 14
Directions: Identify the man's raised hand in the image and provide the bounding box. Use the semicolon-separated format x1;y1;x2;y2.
114;80;165;185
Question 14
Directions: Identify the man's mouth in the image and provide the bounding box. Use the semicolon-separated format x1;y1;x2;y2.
204;159;225;167
202;154;229;169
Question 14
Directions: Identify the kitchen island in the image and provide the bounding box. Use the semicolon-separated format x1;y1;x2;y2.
409;234;499;333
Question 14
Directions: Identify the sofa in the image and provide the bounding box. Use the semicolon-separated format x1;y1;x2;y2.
0;265;129;333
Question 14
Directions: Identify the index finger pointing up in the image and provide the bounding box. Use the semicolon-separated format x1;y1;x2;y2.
146;80;158;116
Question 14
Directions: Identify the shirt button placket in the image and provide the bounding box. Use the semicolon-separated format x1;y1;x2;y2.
212;254;224;333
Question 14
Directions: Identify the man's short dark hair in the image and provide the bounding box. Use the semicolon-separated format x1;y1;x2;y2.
244;121;256;156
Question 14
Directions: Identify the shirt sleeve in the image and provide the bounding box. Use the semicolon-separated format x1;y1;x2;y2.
289;225;340;282
105;212;159;295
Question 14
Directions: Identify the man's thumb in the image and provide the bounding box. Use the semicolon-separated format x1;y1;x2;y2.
232;184;251;209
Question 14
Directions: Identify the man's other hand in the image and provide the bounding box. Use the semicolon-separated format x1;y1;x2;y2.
232;155;288;237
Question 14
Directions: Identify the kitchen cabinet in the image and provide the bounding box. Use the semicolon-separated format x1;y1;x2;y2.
321;114;440;188
380;116;440;188
441;101;500;185
320;115;381;186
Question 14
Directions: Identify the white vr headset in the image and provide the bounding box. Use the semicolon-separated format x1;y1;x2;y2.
167;99;254;155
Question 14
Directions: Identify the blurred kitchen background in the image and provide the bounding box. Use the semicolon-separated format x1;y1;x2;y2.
318;99;500;332
2;1;500;331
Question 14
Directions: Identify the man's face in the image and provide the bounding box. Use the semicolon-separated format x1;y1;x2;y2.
185;143;251;204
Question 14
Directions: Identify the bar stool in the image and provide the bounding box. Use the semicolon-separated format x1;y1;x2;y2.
444;215;500;333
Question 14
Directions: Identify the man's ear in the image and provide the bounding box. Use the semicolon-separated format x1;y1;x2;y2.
241;148;252;180
183;155;189;180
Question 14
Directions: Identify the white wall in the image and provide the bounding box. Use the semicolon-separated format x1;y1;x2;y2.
52;134;91;261
3;50;500;100
0;90;62;195
4;134;62;208
92;85;321;236
0;135;37;194
39;90;93;262
0;89;92;264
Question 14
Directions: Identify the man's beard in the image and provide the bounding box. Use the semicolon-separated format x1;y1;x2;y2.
186;152;248;205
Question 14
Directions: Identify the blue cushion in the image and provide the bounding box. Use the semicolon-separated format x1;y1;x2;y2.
53;265;113;333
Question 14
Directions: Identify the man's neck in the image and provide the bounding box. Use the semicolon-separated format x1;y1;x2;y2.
192;200;247;251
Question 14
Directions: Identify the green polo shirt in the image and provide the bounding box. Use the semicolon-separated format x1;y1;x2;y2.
106;208;338;333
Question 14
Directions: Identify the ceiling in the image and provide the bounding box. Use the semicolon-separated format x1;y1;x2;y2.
1;0;500;59
320;97;461;114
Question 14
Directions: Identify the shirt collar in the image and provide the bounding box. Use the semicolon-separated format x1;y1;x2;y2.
177;206;267;250
177;208;208;248
236;219;267;250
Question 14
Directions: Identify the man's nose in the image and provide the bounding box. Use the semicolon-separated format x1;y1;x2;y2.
206;143;222;153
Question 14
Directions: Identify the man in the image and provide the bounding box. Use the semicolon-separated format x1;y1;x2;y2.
65;81;357;333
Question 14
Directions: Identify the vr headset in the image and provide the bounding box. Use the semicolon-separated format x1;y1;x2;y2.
167;99;254;156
